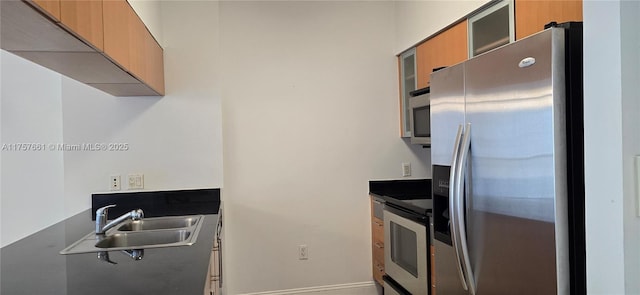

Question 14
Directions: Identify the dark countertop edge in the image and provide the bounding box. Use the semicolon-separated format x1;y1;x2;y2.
371;193;432;215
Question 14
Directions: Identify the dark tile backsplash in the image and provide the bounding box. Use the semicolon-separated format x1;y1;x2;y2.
91;188;220;220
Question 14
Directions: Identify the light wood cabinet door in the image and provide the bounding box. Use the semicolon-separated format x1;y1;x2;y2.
372;217;385;285
129;10;164;95
30;0;61;21
398;49;416;138
416;20;468;88
104;0;164;95
416;40;432;89
128;10;146;81
145;32;165;95
103;0;131;70
515;0;583;40
60;0;103;51
371;196;385;286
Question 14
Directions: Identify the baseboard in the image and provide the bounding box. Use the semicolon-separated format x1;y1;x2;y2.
238;281;377;295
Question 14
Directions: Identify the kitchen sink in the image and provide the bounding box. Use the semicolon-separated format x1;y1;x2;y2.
60;215;204;255
95;230;192;249
117;216;199;231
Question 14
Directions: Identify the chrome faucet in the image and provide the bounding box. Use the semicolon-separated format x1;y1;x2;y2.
95;205;144;235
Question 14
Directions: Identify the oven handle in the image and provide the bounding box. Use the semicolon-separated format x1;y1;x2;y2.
456;123;476;294
449;124;468;291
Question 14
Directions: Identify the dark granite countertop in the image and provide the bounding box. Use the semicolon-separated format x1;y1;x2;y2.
370;179;432;216
369;179;431;199
1;189;220;295
1;210;217;295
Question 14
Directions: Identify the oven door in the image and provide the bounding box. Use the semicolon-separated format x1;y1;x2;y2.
384;207;428;295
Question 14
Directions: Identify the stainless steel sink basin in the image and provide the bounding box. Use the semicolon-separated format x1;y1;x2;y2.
60;215;204;255
95;230;192;249
117;216;199;231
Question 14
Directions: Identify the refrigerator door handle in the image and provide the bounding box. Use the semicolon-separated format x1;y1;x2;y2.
456;123;476;295
449;124;468;291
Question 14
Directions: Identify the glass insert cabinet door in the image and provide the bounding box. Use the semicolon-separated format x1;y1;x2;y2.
468;0;515;57
400;48;417;137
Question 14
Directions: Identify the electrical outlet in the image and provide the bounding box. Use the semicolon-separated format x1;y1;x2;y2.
110;175;121;191
128;174;144;190
402;162;411;177
298;245;308;260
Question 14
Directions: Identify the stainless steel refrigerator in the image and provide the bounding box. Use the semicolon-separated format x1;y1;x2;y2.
430;23;585;295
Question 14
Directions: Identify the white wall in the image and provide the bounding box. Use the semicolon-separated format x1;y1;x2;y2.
219;1;430;294
61;0;223;217
128;0;164;46
0;51;65;247
583;1;640;294
394;0;491;54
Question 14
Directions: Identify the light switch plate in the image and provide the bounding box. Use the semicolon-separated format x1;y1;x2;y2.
402;162;411;177
127;174;144;190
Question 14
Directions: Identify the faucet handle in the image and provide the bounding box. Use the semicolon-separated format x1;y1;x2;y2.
96;204;116;217
96;205;116;233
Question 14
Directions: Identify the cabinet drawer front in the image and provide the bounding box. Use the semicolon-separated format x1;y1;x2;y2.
372;218;383;239
373;240;384;264
373;259;385;285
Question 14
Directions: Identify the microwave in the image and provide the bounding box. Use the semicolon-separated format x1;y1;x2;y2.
409;87;431;146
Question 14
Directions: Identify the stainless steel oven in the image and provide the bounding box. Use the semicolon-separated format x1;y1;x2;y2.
384;205;429;295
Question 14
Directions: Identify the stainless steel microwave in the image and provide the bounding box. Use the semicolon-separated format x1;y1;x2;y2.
409;87;431;146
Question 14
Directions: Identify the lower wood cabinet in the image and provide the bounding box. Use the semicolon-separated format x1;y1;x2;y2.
205;240;222;295
371;196;385;285
372;218;384;285
206;213;223;295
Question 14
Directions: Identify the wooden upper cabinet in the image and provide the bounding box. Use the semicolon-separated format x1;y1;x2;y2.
60;0;104;51
416;41;430;89
30;0;61;21
128;10;146;81
128;7;165;95
2;0;163;96
515;0;583;40
416;20;468;89
145;32;165;95
103;0;131;70
103;0;164;95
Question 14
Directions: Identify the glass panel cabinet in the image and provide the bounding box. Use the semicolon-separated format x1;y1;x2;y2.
468;0;514;57
399;48;417;138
